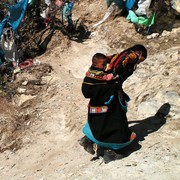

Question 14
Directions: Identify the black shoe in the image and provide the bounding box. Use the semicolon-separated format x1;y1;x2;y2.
79;136;95;155
96;146;104;157
103;149;123;164
91;146;104;161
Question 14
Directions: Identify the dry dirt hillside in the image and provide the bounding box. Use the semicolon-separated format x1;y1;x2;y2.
0;0;180;179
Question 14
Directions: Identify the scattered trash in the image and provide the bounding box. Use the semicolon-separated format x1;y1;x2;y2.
93;2;116;28
18;59;41;70
33;59;41;66
18;59;34;70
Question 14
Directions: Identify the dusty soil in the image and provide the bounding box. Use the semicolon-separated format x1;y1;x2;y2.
0;0;180;179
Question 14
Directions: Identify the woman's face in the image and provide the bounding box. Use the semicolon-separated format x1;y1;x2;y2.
136;51;145;64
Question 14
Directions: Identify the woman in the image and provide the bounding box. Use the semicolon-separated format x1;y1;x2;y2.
80;44;147;164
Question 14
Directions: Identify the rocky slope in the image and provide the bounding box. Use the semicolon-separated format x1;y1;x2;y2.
0;0;180;179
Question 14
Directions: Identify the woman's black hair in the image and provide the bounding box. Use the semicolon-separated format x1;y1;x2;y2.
121;44;147;59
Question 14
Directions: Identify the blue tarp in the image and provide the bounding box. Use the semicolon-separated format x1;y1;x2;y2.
6;0;29;32
114;0;136;10
0;0;28;38
0;18;7;38
17;0;33;5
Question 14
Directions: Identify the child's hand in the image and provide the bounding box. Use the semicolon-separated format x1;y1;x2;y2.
106;73;114;81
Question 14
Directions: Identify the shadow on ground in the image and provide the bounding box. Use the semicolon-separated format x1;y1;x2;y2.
119;103;171;157
65;19;91;43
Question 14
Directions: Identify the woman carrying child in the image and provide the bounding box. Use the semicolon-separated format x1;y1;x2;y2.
79;44;147;164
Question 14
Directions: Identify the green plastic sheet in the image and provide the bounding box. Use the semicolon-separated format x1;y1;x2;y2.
127;10;156;27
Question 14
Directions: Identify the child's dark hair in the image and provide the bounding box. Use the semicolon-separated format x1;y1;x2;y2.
92;53;108;66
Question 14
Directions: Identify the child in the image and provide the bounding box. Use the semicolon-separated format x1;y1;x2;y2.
85;53;118;81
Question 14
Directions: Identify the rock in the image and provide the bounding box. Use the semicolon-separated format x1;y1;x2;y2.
17;87;26;94
171;0;180;15
14;94;37;106
155;91;180;105
22;80;28;86
137;99;162;117
41;76;52;84
146;33;159;39
161;30;171;37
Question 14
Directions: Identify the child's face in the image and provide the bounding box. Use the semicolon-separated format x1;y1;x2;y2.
96;59;107;70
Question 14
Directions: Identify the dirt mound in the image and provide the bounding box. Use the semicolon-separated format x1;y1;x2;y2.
0;63;53;152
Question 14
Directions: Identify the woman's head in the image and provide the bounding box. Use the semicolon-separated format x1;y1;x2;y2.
120;44;147;65
131;44;147;61
133;44;147;57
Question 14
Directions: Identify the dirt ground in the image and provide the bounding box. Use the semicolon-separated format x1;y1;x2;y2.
0;0;180;179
